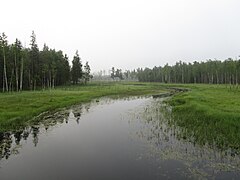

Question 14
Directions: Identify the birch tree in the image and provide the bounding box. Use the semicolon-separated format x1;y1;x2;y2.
0;33;8;92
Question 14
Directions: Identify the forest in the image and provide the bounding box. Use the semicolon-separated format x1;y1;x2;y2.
0;32;91;92
136;59;240;84
96;59;240;85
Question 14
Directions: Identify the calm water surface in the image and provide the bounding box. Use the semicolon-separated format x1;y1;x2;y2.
0;97;239;179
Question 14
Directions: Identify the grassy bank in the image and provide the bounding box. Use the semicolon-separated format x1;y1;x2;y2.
168;84;240;151
0;82;166;131
1;82;240;151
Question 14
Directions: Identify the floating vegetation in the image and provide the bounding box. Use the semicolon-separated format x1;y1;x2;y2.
125;97;240;179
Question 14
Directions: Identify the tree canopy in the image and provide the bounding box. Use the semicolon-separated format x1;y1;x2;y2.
0;32;92;92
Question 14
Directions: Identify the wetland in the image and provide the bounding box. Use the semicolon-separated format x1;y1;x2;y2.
0;95;239;179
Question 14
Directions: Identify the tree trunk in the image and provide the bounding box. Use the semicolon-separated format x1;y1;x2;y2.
232;74;235;85
236;70;238;85
34;79;36;91
14;51;19;91
20;57;23;91
52;78;55;89
181;70;184;83
3;46;8;92
47;79;49;88
2;74;4;92
29;70;32;90
224;73;227;84
216;70;219;84
49;71;52;88
43;72;46;89
9;69;14;92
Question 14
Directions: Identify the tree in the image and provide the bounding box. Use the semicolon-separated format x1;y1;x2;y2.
83;61;91;84
19;48;26;91
111;67;115;80
115;68;123;80
29;31;39;90
0;31;72;92
0;33;8;92
71;50;82;84
14;39;22;91
62;54;71;85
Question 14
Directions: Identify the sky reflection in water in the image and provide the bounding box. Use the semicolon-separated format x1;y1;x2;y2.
0;97;239;180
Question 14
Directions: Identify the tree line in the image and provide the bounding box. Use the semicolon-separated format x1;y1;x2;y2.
136;59;240;85
92;67;138;81
0;31;92;92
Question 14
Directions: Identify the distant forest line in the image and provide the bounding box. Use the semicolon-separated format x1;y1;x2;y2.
106;59;240;85
0;32;91;92
135;58;240;84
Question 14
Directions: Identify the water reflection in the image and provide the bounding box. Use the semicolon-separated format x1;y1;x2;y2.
0;97;128;161
0;97;239;180
0;104;84;160
0;132;12;159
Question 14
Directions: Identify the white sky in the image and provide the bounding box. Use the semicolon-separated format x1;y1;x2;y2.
2;0;240;72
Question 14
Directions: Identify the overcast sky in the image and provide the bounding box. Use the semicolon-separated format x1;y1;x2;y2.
2;0;240;72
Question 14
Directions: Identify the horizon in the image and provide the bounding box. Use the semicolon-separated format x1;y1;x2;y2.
2;0;240;73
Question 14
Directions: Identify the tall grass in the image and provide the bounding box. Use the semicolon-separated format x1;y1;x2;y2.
169;84;240;151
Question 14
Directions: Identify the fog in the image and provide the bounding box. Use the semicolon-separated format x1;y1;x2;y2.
2;0;240;72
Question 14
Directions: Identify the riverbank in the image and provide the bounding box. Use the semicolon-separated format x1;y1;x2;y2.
1;82;240;152
168;84;240;151
0;82;166;132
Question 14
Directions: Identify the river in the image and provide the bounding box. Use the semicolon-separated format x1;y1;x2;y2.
0;97;239;179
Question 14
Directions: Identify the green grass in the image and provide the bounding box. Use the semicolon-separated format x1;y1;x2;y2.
168;84;240;151
0;81;166;131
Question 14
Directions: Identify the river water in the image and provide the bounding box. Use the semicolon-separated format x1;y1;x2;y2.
0;97;239;179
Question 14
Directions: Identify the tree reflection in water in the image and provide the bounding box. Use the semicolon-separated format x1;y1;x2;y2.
0;102;90;161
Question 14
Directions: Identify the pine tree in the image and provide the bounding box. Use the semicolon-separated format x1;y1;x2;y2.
71;50;82;84
29;31;39;90
83;61;91;84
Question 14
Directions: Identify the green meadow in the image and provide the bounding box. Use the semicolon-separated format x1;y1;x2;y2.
168;84;240;151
